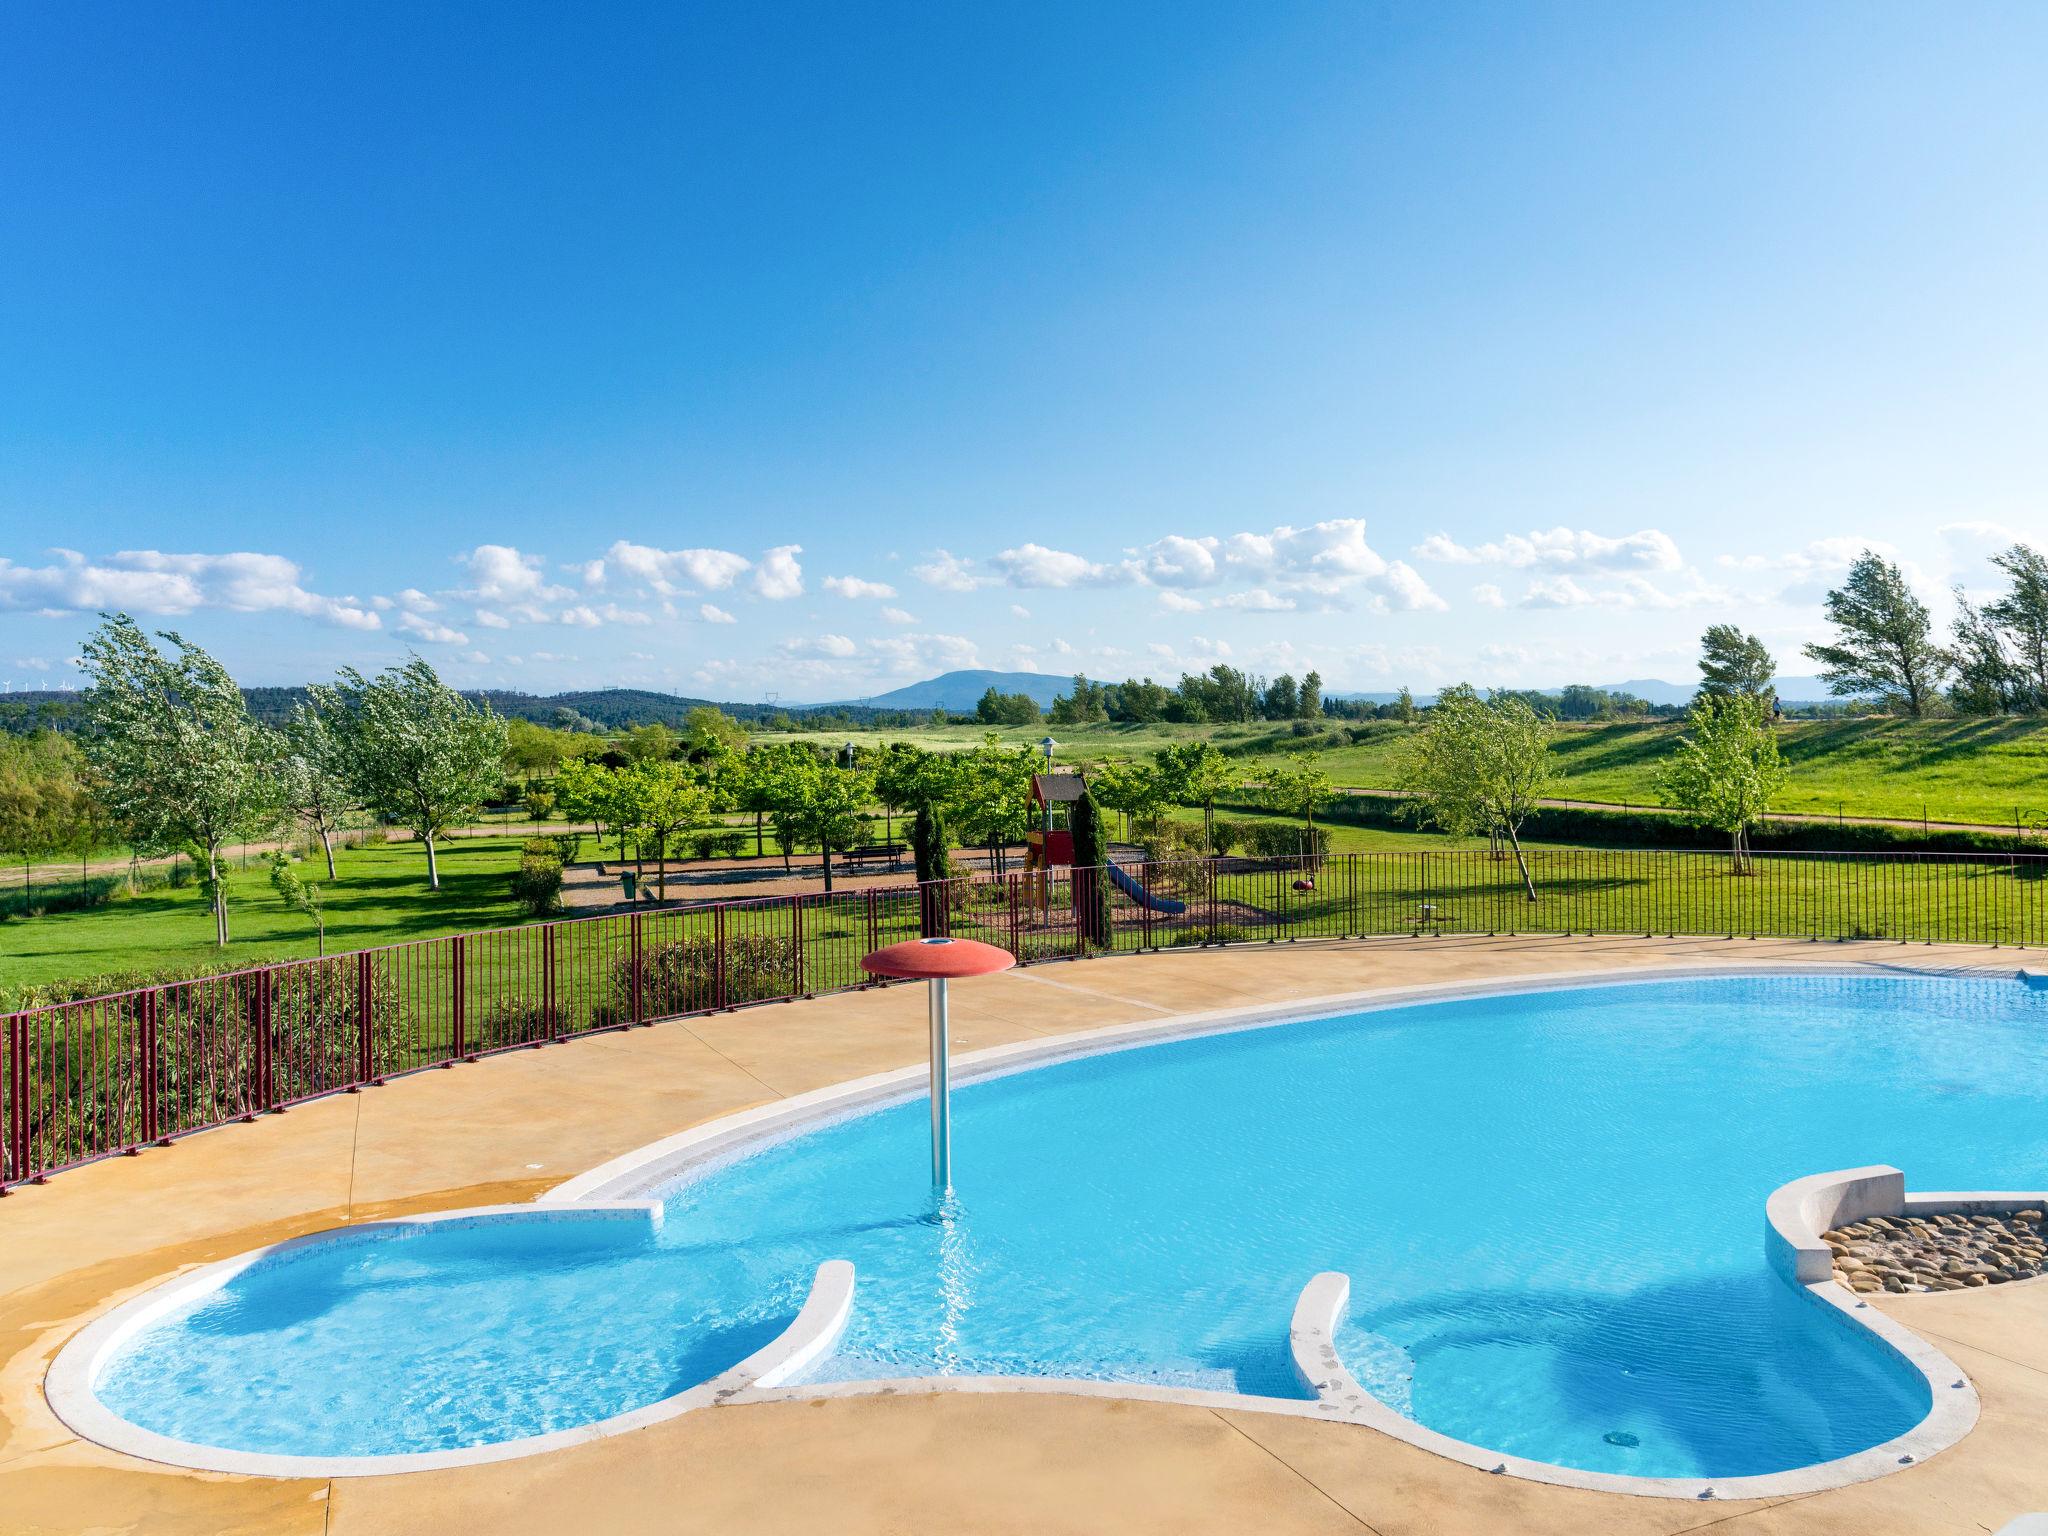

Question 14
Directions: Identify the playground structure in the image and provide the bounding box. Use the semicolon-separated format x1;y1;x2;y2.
1024;767;1185;916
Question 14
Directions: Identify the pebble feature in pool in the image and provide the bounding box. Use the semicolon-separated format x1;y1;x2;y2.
93;974;2048;1478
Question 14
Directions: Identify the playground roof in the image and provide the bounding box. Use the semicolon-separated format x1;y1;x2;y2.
1030;770;1086;803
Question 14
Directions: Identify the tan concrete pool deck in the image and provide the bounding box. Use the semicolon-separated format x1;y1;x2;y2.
4;935;2047;1534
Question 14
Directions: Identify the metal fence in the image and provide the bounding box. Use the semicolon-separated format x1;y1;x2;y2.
7;846;2047;1193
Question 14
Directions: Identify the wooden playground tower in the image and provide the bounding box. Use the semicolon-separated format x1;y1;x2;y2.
1023;765;1086;911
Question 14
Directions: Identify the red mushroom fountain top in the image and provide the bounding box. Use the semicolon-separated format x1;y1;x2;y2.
861;936;1016;982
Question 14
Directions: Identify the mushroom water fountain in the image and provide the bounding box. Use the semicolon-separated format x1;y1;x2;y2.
860;936;1015;1191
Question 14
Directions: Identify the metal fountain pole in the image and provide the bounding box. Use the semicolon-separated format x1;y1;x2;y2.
928;975;951;1190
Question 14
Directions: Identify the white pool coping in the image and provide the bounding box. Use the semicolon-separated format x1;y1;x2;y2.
42;958;2044;1493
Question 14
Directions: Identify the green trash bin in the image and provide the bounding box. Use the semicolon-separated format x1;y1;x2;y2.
620;870;638;902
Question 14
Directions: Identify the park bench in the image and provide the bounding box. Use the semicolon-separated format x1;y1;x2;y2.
843;843;908;870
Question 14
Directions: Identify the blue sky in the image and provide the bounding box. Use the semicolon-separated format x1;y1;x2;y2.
3;2;2044;700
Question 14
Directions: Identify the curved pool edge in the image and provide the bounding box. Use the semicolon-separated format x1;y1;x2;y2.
44;959;2038;1491
43;1205;854;1479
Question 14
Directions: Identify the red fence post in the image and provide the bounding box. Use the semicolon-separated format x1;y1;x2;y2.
3;1012;25;1193
865;888;880;977
243;973;267;1123
542;924;559;1042
138;989;160;1149
356;950;375;1085
629;912;644;1025
793;895;809;997
450;935;467;1063
714;902;729;1011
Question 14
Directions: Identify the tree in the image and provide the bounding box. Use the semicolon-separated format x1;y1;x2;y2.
281;698;355;880
78;615;275;945
0;731;88;909
1262;674;1299;720
1259;753;1335;857
1090;757;1165;843
683;706;749;755
1984;543;2048;708
621;722;677;764
1069;788;1109;942
1152;741;1235;850
503;718;570;782
1393;686;1417;723
1655;693;1788;873
1298;670;1323;719
268;850;327;955
782;757;870;892
950;739;1034;876
1948;589;2027;715
1696;625;1777;706
316;657;507;891
1803;552;1950;716
910;801;953;935
620;759;709;900
975;687;1041;726
1396;685;1557;900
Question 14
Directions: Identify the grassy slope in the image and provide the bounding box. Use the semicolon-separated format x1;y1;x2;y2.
0;836;529;996
790;717;2048;825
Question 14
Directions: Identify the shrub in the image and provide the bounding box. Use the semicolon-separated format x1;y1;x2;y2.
611;933;801;1019
511;852;564;916
715;831;748;858
470;997;562;1051
1236;822;1332;864
7;960;415;1177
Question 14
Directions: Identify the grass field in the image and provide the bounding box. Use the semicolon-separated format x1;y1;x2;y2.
790;716;2048;826
0;835;530;999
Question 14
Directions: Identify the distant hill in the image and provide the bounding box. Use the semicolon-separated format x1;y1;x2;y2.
838;670;1085;711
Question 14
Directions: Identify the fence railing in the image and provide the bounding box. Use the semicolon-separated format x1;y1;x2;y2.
7;846;2047;1193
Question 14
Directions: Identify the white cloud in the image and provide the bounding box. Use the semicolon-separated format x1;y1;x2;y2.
462;544;569;603
1211;588;1296;612
912;549;984;591
870;632;980;673
1373;560;1449;612
699;603;737;624
1518;572;1725;611
879;606;918;625
397;612;469;645
1716;537;1891;577
1135;534;1221;588
783;632;857;658
0;549;382;630
1472;582;1506;608
1157;591;1205;613
1414;527;1683;573
823;575;897;600
991;542;1130;589
474;610;513;629
1009;603;1031;618
753;544;804;600
602;540;751;596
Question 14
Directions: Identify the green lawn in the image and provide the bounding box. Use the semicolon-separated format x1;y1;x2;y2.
0;835;531;1000
788;716;2048;826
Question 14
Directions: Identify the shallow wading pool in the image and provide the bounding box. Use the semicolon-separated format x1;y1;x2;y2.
68;973;2048;1482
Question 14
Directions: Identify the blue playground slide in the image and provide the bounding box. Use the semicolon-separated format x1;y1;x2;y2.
1105;859;1187;914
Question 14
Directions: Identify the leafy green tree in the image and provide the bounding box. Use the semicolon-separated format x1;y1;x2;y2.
1262;674;1299;720
621;722;678;764
951;738;1034;875
975;687;1041;726
1392;686;1417;723
1984;543;2048;708
1803;551;1950;716
1089;757;1164;843
1656;693;1789;873
281;698;355;880
768;755;870;891
1298;670;1323;719
315;656;507;891
78;615;276;944
0;731;89;909
1258;752;1335;856
683;706;749;755
503;718;571;782
1152;741;1235;850
1948;589;2027;715
1696;625;1777;706
1396;685;1557;900
268;850;328;954
621;759;709;899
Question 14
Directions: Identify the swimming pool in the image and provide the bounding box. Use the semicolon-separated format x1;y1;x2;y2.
58;970;2048;1487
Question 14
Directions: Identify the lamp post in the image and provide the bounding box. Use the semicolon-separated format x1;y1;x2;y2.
860;936;1017;1191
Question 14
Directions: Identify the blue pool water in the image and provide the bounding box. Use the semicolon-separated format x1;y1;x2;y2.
95;974;2048;1477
